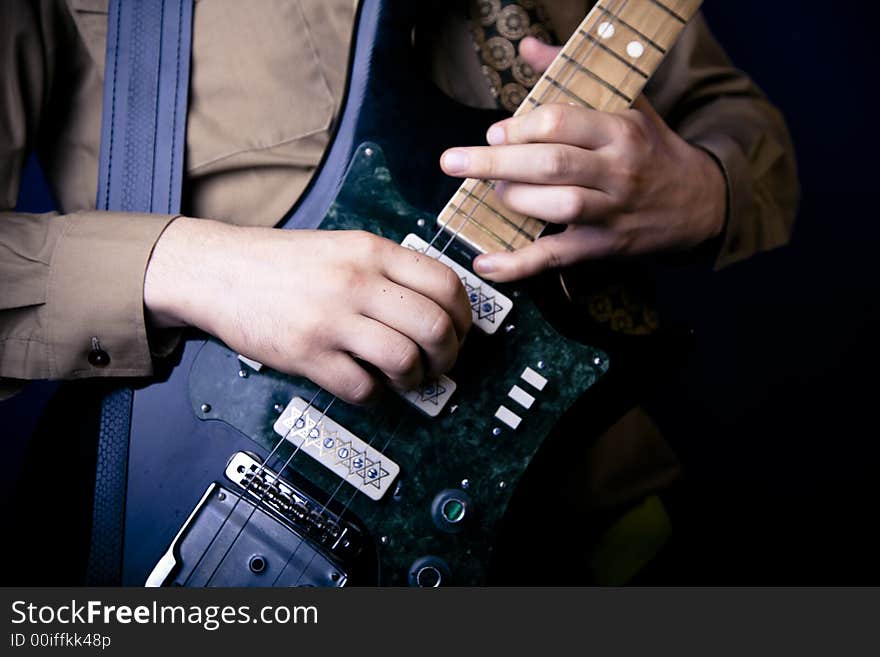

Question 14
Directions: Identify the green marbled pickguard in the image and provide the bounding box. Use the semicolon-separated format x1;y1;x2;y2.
187;143;609;585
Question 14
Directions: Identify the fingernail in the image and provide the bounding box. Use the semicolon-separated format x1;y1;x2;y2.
474;255;498;274
442;150;469;174
486;125;506;145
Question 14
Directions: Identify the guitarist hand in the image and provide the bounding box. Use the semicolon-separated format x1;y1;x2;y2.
144;220;471;404
440;37;728;283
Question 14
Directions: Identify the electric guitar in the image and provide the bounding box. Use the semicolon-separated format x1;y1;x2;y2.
11;0;703;586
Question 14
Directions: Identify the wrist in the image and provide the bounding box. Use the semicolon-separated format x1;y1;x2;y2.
143;216;237;331
692;144;728;244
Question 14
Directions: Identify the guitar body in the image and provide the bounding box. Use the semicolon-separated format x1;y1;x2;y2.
122;0;609;586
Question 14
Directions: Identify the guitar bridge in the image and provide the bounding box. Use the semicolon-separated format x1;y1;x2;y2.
224;452;365;560
146;452;365;587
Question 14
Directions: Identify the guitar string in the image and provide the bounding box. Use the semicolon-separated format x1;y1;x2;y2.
194;0;633;587
203;403;399;587
189;392;334;586
226;0;686;588
270;415;406;586
285;0;650;588
282;0;641;587
432;0;633;260
199;397;346;586
308;0;689;585
451;0;687;252
438;0;684;258
193;25;555;585
193;0;666;587
181;386;325;585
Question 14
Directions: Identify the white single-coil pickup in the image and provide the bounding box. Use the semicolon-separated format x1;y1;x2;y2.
273;397;399;501
401;375;457;417
401;233;513;334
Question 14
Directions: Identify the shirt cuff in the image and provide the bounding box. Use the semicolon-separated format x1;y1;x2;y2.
47;211;180;379
691;133;760;271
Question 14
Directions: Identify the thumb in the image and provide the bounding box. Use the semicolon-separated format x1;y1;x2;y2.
472;226;613;282
519;36;561;75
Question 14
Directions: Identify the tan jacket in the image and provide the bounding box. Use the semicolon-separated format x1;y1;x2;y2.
0;0;798;393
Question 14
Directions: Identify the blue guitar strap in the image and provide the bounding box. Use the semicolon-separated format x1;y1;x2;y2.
87;0;194;585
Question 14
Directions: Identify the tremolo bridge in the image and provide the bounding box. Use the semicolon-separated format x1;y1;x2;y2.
146;452;366;587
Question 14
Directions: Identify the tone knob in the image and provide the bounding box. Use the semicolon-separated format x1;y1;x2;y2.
408;556;451;587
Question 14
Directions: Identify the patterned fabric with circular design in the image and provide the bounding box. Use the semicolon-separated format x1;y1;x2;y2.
470;0;558;113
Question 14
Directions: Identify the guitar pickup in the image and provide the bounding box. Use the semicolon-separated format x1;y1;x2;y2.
273;397;399;501
401;234;513;334
400;375;457;418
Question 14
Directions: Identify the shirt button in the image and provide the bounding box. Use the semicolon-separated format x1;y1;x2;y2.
88;349;111;367
89;337;111;368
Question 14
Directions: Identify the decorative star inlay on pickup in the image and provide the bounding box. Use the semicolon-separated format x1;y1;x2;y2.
352;454;391;490
303;424;339;458
334;439;354;468
464;279;503;323
400;234;513;335
419;380;447;406
274;397;401;501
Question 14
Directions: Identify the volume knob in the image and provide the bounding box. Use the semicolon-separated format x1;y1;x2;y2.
431;489;472;533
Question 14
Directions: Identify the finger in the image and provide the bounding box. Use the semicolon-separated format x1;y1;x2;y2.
473;225;618;282
382;244;472;341
519;36;560;74
339;317;424;392
496;182;615;223
441;143;603;186
304;351;381;406
486;103;621;150
360;278;460;378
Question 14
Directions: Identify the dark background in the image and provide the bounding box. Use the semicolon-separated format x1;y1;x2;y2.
10;2;880;583
641;2;880;582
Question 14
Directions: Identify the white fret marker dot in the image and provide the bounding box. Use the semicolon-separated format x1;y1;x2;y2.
627;41;645;58
597;22;615;39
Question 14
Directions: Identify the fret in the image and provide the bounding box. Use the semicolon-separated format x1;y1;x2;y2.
542;75;596;108
437;181;541;252
456;185;542;241
558;53;634;104
647;0;688;24
525;0;686;115
581;33;650;79
595;1;686;52
580;18;664;81
437;0;704;256
440;202;515;252
533;56;628;114
594;5;667;53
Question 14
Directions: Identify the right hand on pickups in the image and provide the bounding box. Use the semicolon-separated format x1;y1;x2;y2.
143;218;472;404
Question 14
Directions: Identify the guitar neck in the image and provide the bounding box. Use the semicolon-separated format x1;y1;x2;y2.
437;0;703;255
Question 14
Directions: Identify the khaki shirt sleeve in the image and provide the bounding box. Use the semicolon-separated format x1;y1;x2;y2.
645;13;800;269
0;1;179;385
